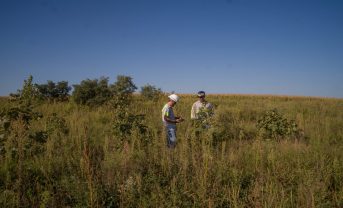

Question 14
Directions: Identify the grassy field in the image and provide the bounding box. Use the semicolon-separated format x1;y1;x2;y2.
0;94;342;207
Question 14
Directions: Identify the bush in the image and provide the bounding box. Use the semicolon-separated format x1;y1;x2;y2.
140;84;163;101
110;75;137;110
10;75;39;106
1;75;45;156
46;113;69;135
35;80;71;101
109;76;152;147
110;75;137;96
72;77;112;106
257;109;302;140
209;110;239;144
72;75;138;107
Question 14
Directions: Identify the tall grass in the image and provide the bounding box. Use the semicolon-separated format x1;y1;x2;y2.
0;95;342;207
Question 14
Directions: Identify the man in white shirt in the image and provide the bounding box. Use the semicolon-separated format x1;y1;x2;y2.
191;91;213;120
162;94;184;148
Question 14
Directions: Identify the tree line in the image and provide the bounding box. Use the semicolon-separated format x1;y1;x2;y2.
9;75;163;105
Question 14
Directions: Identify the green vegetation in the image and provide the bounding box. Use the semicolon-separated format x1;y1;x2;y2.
9;75;71;102
0;76;342;207
35;80;71;101
72;77;112;106
140;84;163;101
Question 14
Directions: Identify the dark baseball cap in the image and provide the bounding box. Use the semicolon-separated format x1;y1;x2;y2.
197;91;205;97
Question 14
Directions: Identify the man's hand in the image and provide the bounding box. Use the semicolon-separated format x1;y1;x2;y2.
176;117;184;123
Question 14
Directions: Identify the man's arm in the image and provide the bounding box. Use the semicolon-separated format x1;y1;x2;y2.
164;115;181;123
191;103;197;119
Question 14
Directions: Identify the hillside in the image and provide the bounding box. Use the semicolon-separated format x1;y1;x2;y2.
0;95;342;207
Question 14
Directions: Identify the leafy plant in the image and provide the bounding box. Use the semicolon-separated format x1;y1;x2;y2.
10;75;40;106
110;76;151;147
193;106;214;129
113;113;150;144
140;84;163;101
35;80;71;101
257;109;301;140
72;77;112;106
46;113;69;135
110;75;137;110
0;116;10;155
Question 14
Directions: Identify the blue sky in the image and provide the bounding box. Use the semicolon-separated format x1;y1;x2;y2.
1;0;343;97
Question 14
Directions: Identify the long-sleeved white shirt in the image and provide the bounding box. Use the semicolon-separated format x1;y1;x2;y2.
191;100;213;119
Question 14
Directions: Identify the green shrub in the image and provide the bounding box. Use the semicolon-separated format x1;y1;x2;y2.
257;109;301;140
35;80;71;101
140;84;163;101
10;75;40;106
110;75;137;96
72;77;112;106
46;113;69;135
110;75;137;110
110;76;152;147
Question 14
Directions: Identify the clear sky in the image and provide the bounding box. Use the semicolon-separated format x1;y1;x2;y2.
1;0;343;97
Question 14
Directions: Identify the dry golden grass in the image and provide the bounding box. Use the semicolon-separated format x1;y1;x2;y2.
0;94;342;207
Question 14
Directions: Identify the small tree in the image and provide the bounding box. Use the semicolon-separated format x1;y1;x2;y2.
72;77;112;106
140;84;163;101
1;76;52;207
36;80;71;101
21;75;36;104
9;75;39;106
110;75;151;147
257;109;301;140
111;76;137;95
110;75;137;110
56;81;71;100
